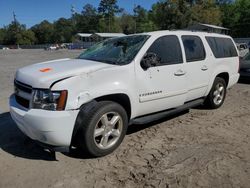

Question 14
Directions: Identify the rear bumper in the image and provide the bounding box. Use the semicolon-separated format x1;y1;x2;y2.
228;73;240;88
9;94;79;147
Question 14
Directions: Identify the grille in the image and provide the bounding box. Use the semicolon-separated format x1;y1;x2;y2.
14;80;32;108
15;95;30;108
14;80;32;94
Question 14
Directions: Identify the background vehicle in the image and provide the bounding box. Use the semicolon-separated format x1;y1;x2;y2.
44;44;59;50
237;43;249;57
0;46;10;50
10;31;239;157
239;53;250;79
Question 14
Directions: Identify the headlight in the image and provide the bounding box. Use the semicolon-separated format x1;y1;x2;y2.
31;89;67;111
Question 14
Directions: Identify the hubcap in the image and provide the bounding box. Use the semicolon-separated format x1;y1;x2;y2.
93;112;123;149
213;83;225;105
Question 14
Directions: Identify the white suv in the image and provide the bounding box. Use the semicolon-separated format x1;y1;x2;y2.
10;31;239;157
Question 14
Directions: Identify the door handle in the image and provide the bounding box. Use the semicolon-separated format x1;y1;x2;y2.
174;69;186;76
201;65;208;71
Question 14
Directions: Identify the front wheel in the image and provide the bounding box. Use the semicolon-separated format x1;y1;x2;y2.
76;101;128;157
205;77;227;109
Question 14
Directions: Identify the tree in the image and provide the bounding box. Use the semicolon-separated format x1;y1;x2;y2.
120;13;135;34
134;5;156;33
98;0;122;32
221;0;250;37
150;0;191;30
0;28;6;44
1;21;36;45
75;4;99;33
31;20;54;44
16;29;36;45
190;0;222;25
53;18;74;43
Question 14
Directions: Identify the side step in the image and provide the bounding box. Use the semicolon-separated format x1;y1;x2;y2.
130;98;204;125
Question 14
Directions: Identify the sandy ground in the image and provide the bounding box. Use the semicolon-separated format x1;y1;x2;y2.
0;49;250;188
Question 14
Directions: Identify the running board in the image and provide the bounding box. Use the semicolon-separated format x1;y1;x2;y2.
130;98;204;125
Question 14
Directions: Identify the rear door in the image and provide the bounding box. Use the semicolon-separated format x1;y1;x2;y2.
181;35;210;101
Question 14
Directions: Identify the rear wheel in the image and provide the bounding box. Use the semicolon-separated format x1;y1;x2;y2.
205;77;227;109
76;101;128;157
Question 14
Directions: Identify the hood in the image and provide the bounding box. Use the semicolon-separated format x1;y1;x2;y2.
15;58;115;88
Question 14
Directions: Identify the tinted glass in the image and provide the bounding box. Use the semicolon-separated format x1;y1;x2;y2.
181;35;206;62
147;35;183;65
206;37;238;58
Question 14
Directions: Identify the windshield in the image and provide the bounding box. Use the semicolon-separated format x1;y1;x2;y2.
78;35;150;65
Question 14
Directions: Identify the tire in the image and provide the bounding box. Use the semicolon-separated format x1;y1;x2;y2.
76;101;128;157
205;77;227;109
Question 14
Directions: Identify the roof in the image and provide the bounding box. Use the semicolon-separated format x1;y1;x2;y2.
93;33;126;38
140;30;230;38
76;33;92;37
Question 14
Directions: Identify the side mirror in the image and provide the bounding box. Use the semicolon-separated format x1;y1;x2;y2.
140;52;161;70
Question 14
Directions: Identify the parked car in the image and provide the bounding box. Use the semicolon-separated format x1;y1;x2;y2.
10;31;239;157
239;53;250;79
0;46;10;50
237;43;249;57
44;44;59;51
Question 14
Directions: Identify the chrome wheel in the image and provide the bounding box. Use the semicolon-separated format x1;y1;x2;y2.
213;83;225;105
93;112;123;149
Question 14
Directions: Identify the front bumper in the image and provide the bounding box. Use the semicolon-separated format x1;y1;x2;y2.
9;94;79;147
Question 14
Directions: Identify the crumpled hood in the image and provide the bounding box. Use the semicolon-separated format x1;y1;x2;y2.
15;58;115;88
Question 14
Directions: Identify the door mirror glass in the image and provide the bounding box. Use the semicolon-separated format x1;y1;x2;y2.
140;52;161;70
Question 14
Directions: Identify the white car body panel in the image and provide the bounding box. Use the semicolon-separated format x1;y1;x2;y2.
9;30;240;148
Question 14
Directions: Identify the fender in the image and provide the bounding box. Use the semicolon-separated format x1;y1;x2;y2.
205;65;230;96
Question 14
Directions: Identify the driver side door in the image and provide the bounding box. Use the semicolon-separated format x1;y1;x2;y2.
135;35;188;116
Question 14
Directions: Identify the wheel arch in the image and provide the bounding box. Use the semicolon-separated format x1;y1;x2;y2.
70;93;132;147
216;72;229;87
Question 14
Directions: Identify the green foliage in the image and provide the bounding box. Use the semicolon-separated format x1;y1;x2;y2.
134;5;157;32
0;28;6;44
2;21;36;45
75;4;99;33
119;13;136;34
31;20;54;44
190;0;221;25
98;0;122;32
151;0;221;30
53;18;74;43
221;0;250;37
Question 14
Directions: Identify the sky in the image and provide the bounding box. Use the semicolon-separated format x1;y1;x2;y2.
0;0;158;28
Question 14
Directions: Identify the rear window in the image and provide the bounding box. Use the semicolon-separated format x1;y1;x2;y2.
181;35;206;62
206;37;238;58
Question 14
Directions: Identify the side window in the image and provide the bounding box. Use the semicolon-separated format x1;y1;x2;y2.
206;37;238;58
181;35;206;62
147;35;183;65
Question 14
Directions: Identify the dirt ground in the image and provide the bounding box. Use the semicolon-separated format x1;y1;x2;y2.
0;49;250;188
